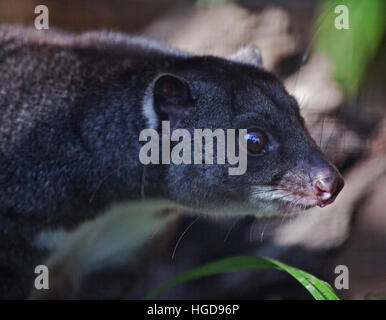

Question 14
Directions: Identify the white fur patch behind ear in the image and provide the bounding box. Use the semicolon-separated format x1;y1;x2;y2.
230;44;263;68
142;73;190;130
142;82;158;130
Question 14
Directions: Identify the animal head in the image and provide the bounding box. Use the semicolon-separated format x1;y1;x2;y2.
140;45;344;216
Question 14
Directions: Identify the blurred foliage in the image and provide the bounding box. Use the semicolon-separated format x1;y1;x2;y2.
145;255;339;300
196;0;231;8
365;292;386;300
315;0;385;96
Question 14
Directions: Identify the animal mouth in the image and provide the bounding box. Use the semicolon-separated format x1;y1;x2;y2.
249;183;341;215
274;190;340;213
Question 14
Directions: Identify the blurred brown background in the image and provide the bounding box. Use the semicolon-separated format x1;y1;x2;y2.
0;0;385;300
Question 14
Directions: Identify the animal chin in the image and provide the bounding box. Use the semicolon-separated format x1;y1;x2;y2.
275;198;316;213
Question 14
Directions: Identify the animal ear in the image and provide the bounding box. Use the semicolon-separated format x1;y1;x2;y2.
230;44;263;68
143;74;193;130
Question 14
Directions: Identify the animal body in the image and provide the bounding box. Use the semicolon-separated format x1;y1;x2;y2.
0;25;343;298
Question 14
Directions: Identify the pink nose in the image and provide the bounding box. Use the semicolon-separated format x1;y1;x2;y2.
312;169;344;207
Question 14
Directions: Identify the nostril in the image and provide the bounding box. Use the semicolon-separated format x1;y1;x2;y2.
315;179;331;193
308;155;344;206
315;179;333;201
313;174;344;206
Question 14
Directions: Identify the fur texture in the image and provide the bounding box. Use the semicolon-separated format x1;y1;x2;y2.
0;25;341;298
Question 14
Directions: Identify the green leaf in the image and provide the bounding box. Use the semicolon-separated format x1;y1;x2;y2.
196;0;231;8
365;292;386;300
314;0;385;96
144;255;339;300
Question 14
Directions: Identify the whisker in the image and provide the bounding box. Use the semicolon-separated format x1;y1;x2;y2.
171;215;201;260
89;163;131;203
260;219;270;243
250;187;288;195
224;219;238;243
319;115;326;148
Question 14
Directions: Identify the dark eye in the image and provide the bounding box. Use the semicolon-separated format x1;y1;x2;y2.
245;129;267;154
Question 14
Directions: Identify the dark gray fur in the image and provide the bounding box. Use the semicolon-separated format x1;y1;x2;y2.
0;25;339;298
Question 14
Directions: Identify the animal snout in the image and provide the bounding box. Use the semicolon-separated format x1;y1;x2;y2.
310;165;344;207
